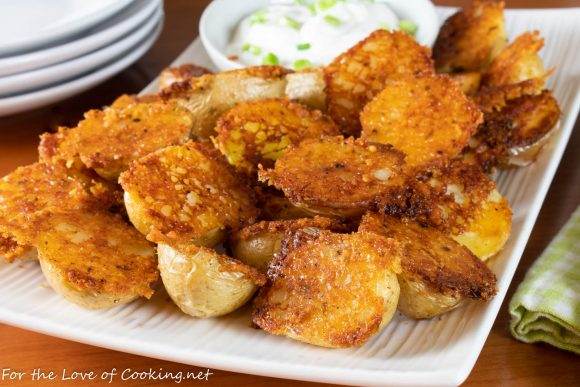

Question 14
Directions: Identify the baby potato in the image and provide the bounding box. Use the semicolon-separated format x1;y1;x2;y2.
285;68;326;110
157;243;265;318
158;63;212;91
213;98;339;175
36;211;158;309
259;136;407;218
119;142;258;246
474;77;546;114
162;66;290;139
360;74;483;168
0;161;118;261
359;213;497;319
39;95;193;180
253;229;401;348
230;216;347;272
449;71;482;95
324;30;434;136
433;0;507;72
254;186;312;221
482;31;547;88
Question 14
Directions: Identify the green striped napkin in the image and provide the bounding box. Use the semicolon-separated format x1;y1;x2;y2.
509;206;580;354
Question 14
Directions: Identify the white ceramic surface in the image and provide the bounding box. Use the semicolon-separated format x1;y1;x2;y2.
0;18;163;117
0;0;160;77
1;7;580;387
200;0;440;71
0;0;134;56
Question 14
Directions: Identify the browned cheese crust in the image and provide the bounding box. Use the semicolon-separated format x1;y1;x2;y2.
39;95;193;180
158;63;213;91
360;74;483;168
253;229;401;348
359;213;496;300
213;98;339;175
324;30;434;136
258;136;407;218
119;141;258;245
433;0;507;72
449;71;482;95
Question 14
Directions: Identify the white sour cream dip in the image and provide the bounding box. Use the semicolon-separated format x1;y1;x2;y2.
227;0;416;70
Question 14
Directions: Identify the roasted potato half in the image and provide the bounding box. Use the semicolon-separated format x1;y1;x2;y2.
285;68;326;110
482;31;547;88
449;71;482;95
157;243;265;318
359;213;497;319
474;77;547;114
360;74;483;168
36;211;158;309
213;98;339;175
433;0;507;72
230;216;347;272
324;30;434;135
158;63;212;91
253;229;401;348
259;136;406;218
254;186;312;221
120;142;258;246
39;95;193;180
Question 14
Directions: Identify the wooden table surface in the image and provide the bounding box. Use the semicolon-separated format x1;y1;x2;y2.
0;1;578;386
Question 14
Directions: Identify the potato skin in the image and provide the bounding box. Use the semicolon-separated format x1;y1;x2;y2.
39;95;193;180
253;229;401;348
259;136;407;218
360;74;483;168
359;213;497;319
324;30;434;135
157;243;265;318
433;0;507;72
119;141;258;246
213;98;339;175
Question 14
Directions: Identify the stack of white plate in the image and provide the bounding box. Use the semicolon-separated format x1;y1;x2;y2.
0;0;164;117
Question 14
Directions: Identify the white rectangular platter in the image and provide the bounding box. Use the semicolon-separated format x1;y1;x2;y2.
1;7;579;386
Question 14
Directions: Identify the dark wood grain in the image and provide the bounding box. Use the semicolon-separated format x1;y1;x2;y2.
0;1;578;386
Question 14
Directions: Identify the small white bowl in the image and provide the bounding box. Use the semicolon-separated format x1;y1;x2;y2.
200;0;440;72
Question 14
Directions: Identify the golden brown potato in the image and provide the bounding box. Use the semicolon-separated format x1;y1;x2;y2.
358;213;497;319
36;211;158;309
162;66;290;139
467;90;560;169
474;77;547;114
39;95;193;180
213;98;339;175
285;68;326;110
259;136;406;218
0;161;118;261
433;0;507;72
324;30;434;135
449;71;482;95
119;142;257;246
157;243;265;318
158;63;212;91
230;216;347;272
253;229;401;348
360;74;483;168
482;31;548;88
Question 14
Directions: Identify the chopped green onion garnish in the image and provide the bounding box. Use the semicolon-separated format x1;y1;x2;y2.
294;59;312;70
250;10;268;25
263;52;280;65
285;16;301;30
399;19;418;36
243;43;262;55
318;0;337;11
324;15;342;27
297;42;311;50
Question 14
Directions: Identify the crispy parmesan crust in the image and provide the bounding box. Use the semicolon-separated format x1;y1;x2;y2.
158;63;212;91
433;0;507;72
213;98;339;175
449;72;482;95
253;229;401;348
258;136;407;217
360;74;483;167
119;141;258;245
324;30;434;135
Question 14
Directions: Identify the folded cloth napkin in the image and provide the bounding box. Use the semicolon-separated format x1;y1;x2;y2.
509;206;580;354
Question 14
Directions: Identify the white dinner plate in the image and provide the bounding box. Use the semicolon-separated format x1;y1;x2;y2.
0;7;162;97
0;0;160;77
0;18;163;117
1;7;579;387
0;0;135;56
